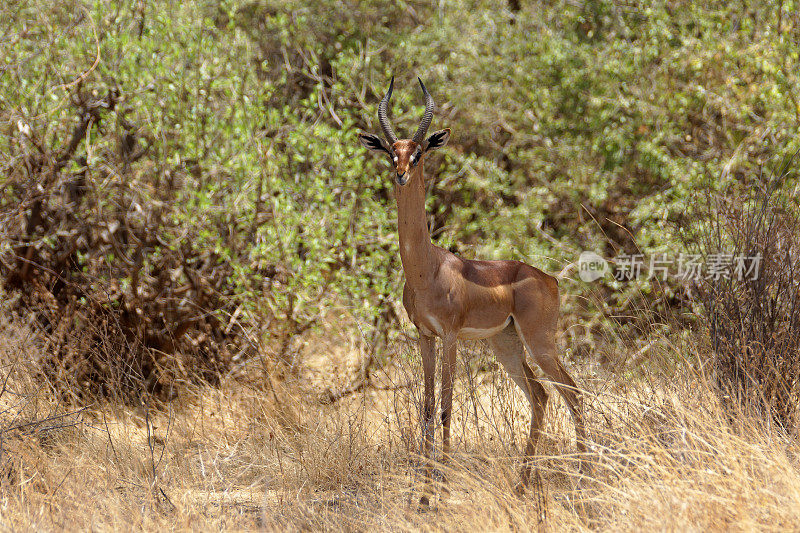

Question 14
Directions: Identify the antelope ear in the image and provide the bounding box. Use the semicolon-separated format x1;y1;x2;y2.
424;128;450;152
358;133;393;155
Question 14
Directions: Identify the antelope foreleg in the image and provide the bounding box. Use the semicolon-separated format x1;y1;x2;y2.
419;334;436;506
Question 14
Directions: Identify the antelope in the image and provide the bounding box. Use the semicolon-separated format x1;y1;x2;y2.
358;77;587;504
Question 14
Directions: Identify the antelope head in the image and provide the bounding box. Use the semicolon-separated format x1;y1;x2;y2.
358;77;451;186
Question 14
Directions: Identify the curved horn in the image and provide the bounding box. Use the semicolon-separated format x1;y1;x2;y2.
412;77;435;144
377;76;398;144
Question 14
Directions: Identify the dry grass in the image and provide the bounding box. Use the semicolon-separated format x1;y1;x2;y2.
3;312;800;532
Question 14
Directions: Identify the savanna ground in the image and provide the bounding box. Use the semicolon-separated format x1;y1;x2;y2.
3;0;800;530
5;304;800;531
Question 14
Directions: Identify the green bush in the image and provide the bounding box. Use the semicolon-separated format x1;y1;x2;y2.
2;0;799;388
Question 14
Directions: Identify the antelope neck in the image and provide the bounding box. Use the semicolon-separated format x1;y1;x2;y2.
396;161;437;289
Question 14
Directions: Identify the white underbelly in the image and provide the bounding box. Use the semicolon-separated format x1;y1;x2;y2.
457;317;511;341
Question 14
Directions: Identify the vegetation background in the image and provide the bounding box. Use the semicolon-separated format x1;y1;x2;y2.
1;0;800;530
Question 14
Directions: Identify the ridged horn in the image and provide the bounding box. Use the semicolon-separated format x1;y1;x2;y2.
377;76;398;144
411;77;435;144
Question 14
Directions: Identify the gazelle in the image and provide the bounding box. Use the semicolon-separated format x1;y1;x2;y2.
358;77;587;503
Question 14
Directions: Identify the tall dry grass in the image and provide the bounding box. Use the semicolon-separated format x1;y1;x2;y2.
3;304;800;531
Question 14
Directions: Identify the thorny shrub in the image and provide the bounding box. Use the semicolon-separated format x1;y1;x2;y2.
0;85;251;401
697;154;800;430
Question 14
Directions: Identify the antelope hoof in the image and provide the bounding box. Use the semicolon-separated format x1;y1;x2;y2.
578;457;594;478
418;494;432;511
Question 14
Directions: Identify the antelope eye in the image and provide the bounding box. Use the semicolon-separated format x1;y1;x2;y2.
411;151;421;165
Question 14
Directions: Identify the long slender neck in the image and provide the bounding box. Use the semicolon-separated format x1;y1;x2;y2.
396;162;437;288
